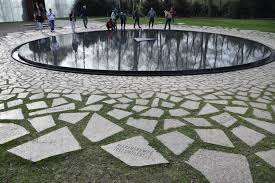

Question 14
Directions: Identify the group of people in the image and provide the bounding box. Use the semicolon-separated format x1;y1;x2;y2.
33;2;56;32
106;7;176;30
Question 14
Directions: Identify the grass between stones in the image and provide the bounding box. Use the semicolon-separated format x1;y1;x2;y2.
0;89;274;182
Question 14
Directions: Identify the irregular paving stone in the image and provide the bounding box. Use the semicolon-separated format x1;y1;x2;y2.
141;108;164;118
225;106;248;115
256;98;271;104
126;118;158;133
184;118;212;127
0;108;24;120
47;93;60;99
185;94;202;101
86;95;106;105
241;117;275;135
156;93;169;100
80;104;103;112
26;101;48;110
52;98;68;107
114;104;129;109
29;103;75;117
187;149;253;183
157;131;194;155
0;123;29;144
161;101;175;108
249;102;267;110
28;115;56;132
169;109;190;117
107;109;132;120
169;96;183;103
63;94;82;101
140;91;154;99
232;100;248;106
151;98;159;107
163;119;186;130
17;92;29;99
181;100;200;110
132;105;148;112
204;100;228;105
29;93;44;100
202;94;218;100
255;149;275;168
210;112;237;127
101;136;168;167
0;103;4;110
7;99;23;108
195;129;234;147
108;94;122;98
136;99;150;105
231;126;265;146
124;93;138;99
253;108;272;120
198;103;219;115
83;113;123;142
58;112;89;124
103;99;117;104
117;97;132;104
8;127;81;162
0;94;15;101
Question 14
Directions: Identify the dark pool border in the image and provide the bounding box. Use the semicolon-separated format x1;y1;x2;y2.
12;29;275;76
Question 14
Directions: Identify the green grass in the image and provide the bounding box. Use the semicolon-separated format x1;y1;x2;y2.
94;17;275;33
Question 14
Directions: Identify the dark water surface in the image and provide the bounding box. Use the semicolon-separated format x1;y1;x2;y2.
18;30;271;73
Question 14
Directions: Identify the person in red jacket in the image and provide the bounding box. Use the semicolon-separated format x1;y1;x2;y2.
106;18;115;30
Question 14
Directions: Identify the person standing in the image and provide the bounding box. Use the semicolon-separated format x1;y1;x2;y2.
111;10;117;30
47;9;56;32
170;7;176;24
120;11;127;30
133;9;141;29
81;5;88;28
34;2;44;31
69;10;76;32
147;8;156;29
164;10;172;30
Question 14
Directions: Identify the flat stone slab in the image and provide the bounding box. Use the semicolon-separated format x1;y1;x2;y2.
80;104;103;112
107;109;132;120
117;97;132;104
241;117;275;135
187;149;253;183
83;113;124;142
29;103;75;117
249;102;267;110
169;109;190;117
0;108;24;120
205;100;228;105
0;123;29;144
253;108;272;120
161;101;175;108
63;94;82;101
101;136;169;167
132;105;148;112
86;95;106;105
225;106;248;115
185;94;202;101
198;103;219;115
210;112;237;127
52;98;68;107
255;149;275;168
58;112;89;124
26;101;48;110
156;131;194;155
139;91;154;99
126;118;158;133
163;119;186;130
0;94;16;101
8;127;81;162
141;108;164;118
136;99;150;105
28;115;56;132
195;129;234;147
231;125;265;146
29;93;44;100
114;104;129;109
181;100;200;110
7;99;23;108
232;100;248;106
184;118;212;127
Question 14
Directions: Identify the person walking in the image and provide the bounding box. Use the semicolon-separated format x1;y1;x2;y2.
120;11;127;30
81;5;88;28
164;10;172;30
47;9;56;32
69;10;76;32
133;9;141;29
170;7;176;24
147;8;156;29
111;10;117;30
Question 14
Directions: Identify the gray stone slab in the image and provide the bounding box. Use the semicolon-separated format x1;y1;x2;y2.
181;100;200;110
127;118;158;133
161;101;175;108
17;92;29;99
108;94;123;98
157;131;194;155
0;108;24;120
0;123;29;144
80;104;103;112
225;106;248;115
29;93;44;100
117;97;132;104
210;112;237;127
253;108;272;120
184;118;212;127
151;98;159;107
28;115;56;132
136;99;150;105
63;94;82;101
198;103;219;115
140;91;154;99
26;101;48;110
232;100;248;106
202;94;218;100
86;95;107;105
156;93;169;100
187;149;253;183
255;149;275;168
114;104;130;110
0;103;4;110
132;105;148;112
107;109;132;120
185;94;202;101
58;112;89;124
7;99;23;108
195;129;234;147
47;93;60;99
141;108;164;118
204;100;228;105
52;98;68;107
0;94;15;101
124;93;138;99
169;109;190;117
231;126;265;146
163;119;186;130
101;136;168;167
103;99;117;104
83;113;124;142
29;103;75;117
169;96;183;103
249;102;267;110
241;117;275;135
8;127;81;162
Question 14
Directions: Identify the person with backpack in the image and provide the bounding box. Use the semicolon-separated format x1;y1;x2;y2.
47;9;56;32
164;10;172;30
147;8;157;29
69;10;76;32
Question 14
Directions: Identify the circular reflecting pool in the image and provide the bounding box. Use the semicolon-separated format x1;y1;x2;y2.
16;30;273;75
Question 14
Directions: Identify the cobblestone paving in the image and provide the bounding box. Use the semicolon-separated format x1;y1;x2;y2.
0;21;275;182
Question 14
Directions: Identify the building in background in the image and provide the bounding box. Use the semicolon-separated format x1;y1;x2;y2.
0;0;75;23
